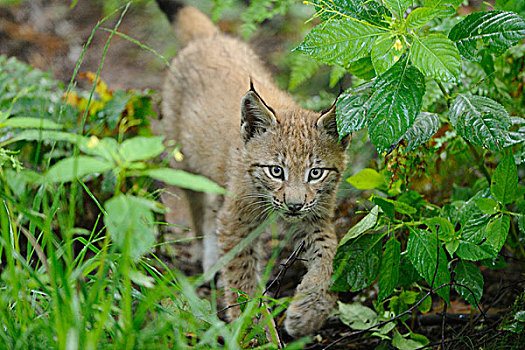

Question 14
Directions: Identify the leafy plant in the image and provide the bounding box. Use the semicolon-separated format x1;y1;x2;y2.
291;0;525;347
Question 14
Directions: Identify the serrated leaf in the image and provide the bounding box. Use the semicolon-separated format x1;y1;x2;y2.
104;195;155;260
347;168;385;190
474;198;499;215
347;56;377;80
411;34;461;82
407;229;450;302
449;11;525;61
454;260;483;306
296;19;385;66
404;112;440;151
288;53;320;90
332;232;383;292
118;136;165;162
43;156;113;183
142;168;227;194
378;237;401;301
383;0;412;18
336;82;374;137
491;153;519;204
406;6;456;29
486;215;510;254
448;94;511;151
338;302;378;330
339;206;379;246
371;34;402;75
368;59;426;152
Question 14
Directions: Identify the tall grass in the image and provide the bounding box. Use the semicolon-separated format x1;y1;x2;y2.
0;2;308;349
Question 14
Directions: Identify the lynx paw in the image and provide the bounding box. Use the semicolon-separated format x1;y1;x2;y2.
284;291;336;337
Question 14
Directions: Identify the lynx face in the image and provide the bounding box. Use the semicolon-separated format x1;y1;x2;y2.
241;88;348;222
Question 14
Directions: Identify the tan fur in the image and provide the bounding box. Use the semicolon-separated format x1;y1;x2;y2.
158;4;348;337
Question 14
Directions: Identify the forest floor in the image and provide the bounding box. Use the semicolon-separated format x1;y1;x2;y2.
1;1;523;349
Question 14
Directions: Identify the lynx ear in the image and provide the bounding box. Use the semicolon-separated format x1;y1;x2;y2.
316;103;349;148
240;90;277;144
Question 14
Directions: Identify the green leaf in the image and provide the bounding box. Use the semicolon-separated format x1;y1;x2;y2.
5;130;78;144
332;232;383;292
449;11;525;61
338;302;378;330
336;82;373;137
296;19;385;66
392;330;429;350
43;156;113;183
329;64;347;88
417;292;432;313
423;0;463;9
399;252;420;287
347;56;377;80
383;0;412;18
346;168;385;190
404;112;440;151
486;215;510;254
445;239;459;256
425;217;455;242
142;168;227;194
474;198;499;215
406;6;455;29
372;195;417;216
454;260;483;306
104;195;156;260
372;196;395;218
448;94;511;151
371;34;403;75
407;229;450;303
491;153;519;204
0;117;63;129
118;136;165;162
339;205;379;246
79;137;119;163
368;58;426;152
378;237;401;301
456;240;494;261
411;34;461;82
288;53;320;90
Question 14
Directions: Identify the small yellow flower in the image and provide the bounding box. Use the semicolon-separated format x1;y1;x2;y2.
173;149;184;162
303;1;308;4
394;38;403;51
87;135;99;149
393;55;400;62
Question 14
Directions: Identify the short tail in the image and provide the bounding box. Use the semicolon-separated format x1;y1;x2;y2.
155;0;219;47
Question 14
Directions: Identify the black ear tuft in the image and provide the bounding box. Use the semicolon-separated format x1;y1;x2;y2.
240;89;277;144
316;102;349;149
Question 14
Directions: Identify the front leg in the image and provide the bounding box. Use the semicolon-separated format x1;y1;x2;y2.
218;205;264;321
284;225;338;337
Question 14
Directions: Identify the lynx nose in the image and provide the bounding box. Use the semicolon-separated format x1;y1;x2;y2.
287;203;303;212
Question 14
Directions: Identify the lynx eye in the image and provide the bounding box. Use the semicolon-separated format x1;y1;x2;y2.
266;166;284;180
308;168;326;182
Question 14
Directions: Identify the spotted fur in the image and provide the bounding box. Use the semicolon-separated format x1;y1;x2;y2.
156;1;348;337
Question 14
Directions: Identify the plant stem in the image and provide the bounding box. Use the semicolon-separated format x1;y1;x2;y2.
436;80;450;101
510;219;525;260
466;141;491;184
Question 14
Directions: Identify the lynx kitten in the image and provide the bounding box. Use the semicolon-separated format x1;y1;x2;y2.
155;0;348;337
